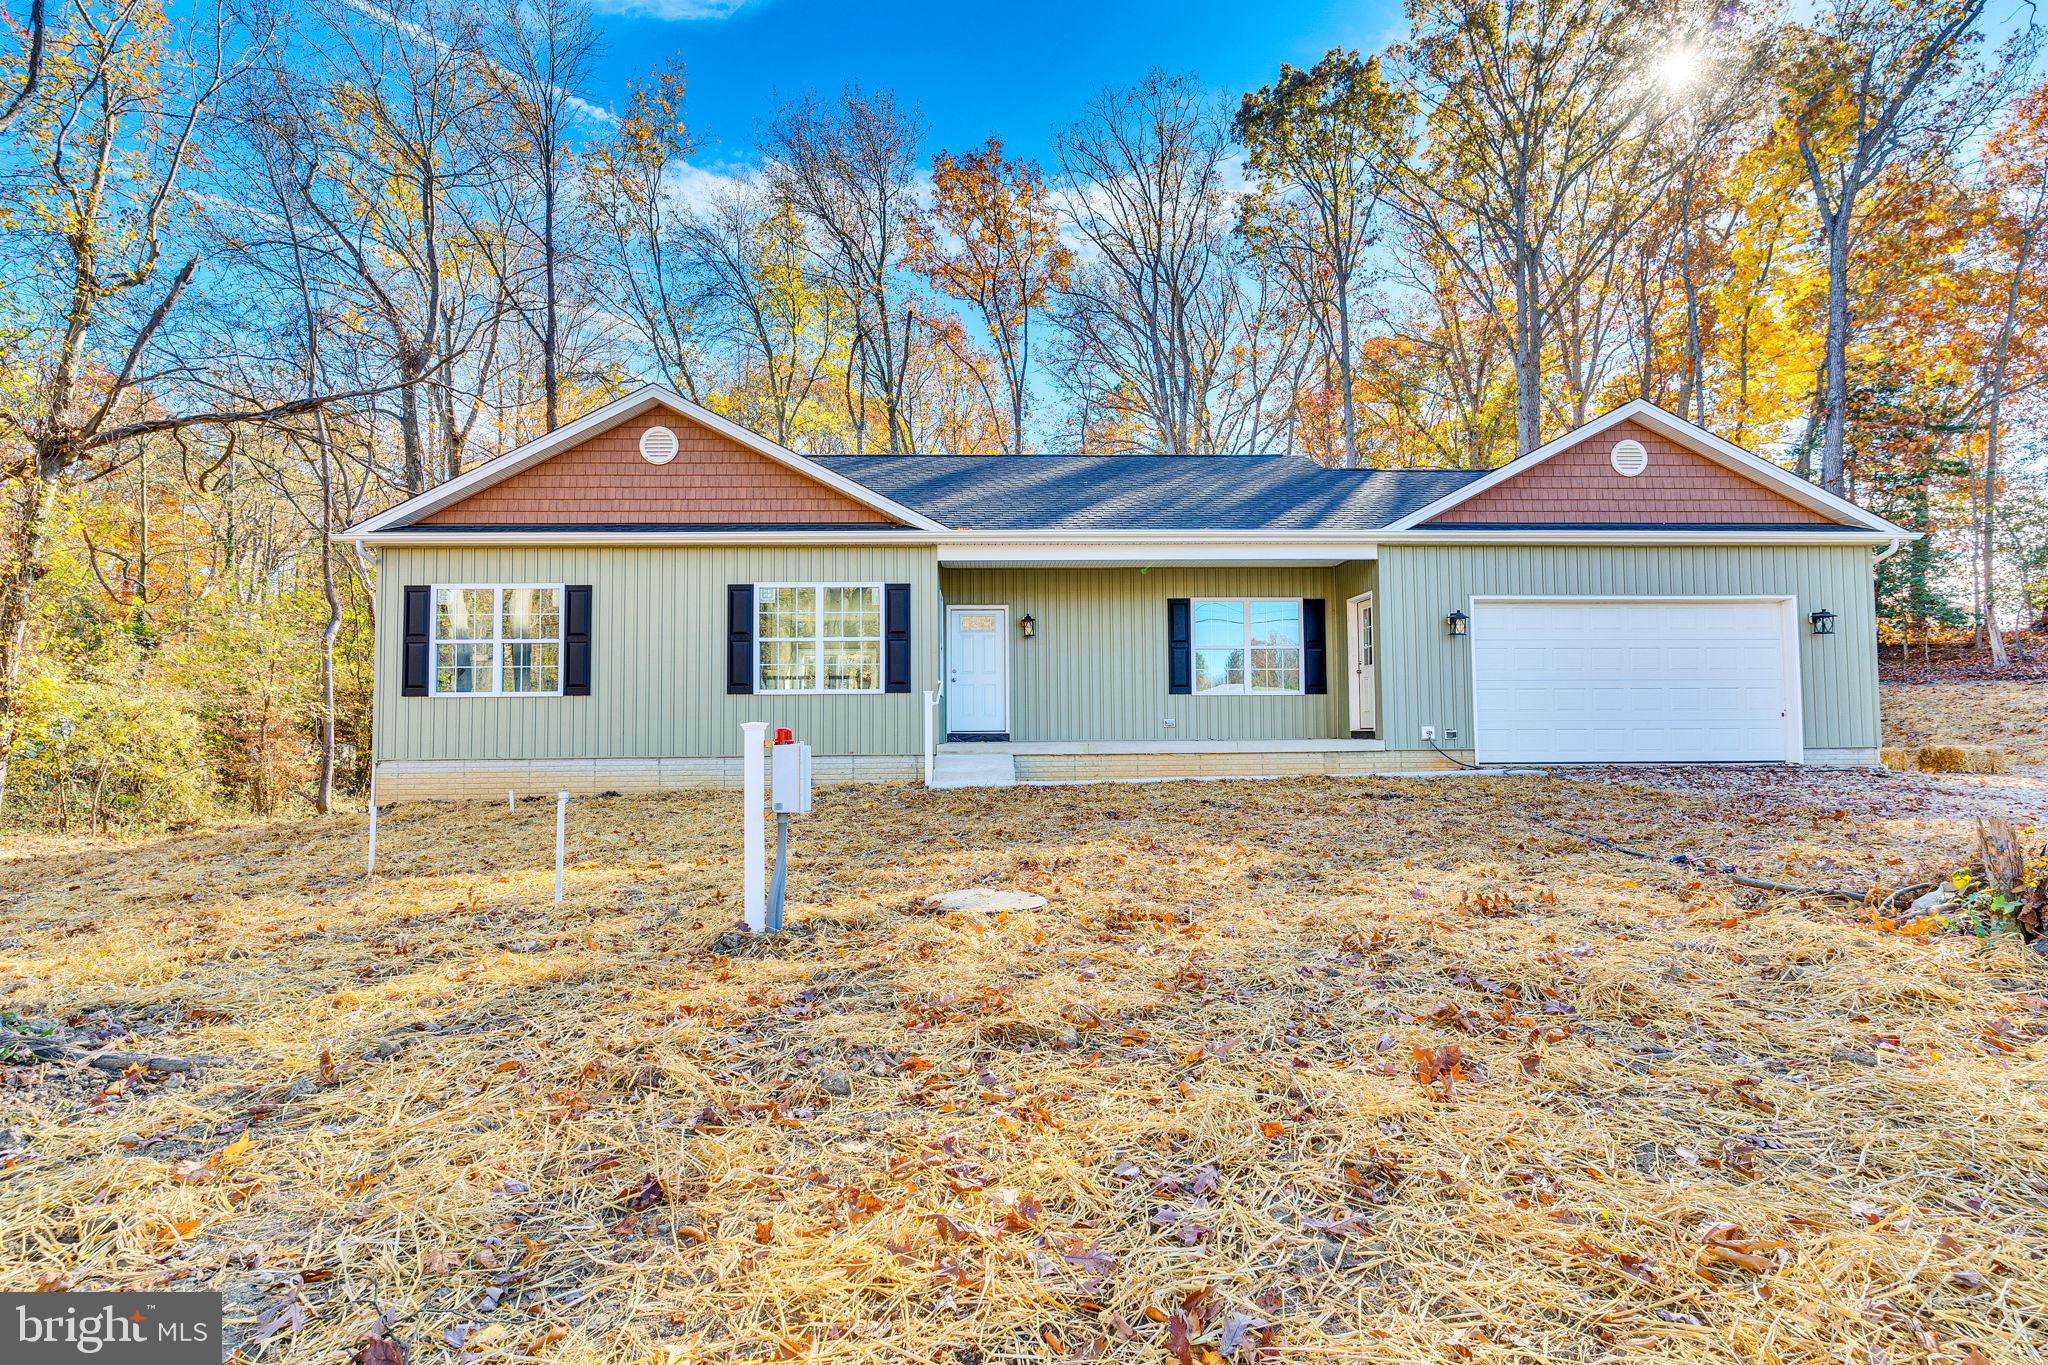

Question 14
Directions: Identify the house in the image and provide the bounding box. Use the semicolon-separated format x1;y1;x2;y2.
343;388;1912;799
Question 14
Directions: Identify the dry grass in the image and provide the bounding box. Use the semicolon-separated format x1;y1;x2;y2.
1883;681;2048;767
2;772;2045;1365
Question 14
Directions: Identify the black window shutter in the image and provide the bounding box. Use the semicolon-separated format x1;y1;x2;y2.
1167;598;1192;695
884;582;912;693
563;585;592;696
402;586;431;696
1302;598;1328;695
727;584;755;694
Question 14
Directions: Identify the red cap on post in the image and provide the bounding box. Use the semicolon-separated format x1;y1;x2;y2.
774;727;794;745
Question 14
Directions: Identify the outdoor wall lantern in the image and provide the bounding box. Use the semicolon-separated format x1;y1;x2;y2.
1446;609;1470;637
1019;613;1037;639
1808;608;1837;636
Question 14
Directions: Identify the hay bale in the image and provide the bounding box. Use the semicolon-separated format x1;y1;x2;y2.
1915;743;2009;774
1916;744;1969;773
1959;745;2009;774
1879;746;1912;770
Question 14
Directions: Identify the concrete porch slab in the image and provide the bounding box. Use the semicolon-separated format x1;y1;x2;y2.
930;751;1019;789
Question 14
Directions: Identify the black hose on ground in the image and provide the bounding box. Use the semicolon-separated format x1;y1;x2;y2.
1417;735;1929;908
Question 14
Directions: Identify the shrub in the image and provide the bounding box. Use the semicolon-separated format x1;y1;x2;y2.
11;679;215;832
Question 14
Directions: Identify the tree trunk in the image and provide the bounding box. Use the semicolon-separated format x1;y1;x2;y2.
1819;210;1853;496
1334;273;1360;469
542;155;561;434
0;471;56;818
398;355;426;494
315;412;340;812
1513;247;1543;454
1677;182;1704;425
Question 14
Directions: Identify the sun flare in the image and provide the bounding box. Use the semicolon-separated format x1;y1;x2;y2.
1655;45;1704;93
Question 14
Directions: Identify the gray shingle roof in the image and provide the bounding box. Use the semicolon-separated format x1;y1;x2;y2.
812;455;1489;531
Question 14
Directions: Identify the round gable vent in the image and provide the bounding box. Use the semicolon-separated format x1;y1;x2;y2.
639;425;679;465
1610;438;1649;477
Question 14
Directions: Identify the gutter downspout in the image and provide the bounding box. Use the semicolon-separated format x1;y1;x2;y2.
1874;536;1905;564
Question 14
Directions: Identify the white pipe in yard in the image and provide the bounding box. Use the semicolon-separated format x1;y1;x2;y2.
366;769;378;876
741;721;768;932
922;689;937;787
554;790;568;907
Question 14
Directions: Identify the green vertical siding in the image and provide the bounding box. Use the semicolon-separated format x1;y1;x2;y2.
1332;558;1379;733
937;566;1351;742
373;544;938;761
1376;543;1881;753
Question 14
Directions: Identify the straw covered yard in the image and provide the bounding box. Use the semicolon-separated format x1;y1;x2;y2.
1;764;2044;1364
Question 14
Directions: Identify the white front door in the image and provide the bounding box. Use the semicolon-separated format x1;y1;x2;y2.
946;606;1009;736
1348;593;1376;736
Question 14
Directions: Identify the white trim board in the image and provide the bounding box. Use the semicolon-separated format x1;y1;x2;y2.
1382;399;1910;535
342;386;947;537
353;527;1910;557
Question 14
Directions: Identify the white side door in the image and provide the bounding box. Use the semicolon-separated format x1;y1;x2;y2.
946;606;1009;736
1348;592;1376;736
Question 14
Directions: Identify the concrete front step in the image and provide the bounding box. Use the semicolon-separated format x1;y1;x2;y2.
930;751;1018;789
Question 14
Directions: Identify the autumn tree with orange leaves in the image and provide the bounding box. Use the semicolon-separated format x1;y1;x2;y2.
908;140;1072;453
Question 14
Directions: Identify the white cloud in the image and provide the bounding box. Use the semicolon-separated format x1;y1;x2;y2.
587;0;765;19
329;0;618;126
659;157;763;214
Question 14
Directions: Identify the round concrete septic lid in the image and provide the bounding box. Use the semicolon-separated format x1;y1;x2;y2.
929;889;1048;913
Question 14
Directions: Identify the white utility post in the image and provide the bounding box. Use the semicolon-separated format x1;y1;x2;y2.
554;790;568;907
366;769;379;876
922;689;937;787
741;721;768;932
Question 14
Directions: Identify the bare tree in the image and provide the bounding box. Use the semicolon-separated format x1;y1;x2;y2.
580;59;706;401
680;186;849;447
1053;70;1238;454
295;0;500;492
480;0;601;433
765;85;926;453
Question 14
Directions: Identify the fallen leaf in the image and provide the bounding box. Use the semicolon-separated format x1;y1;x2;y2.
353;1335;406;1365
616;1173;665;1211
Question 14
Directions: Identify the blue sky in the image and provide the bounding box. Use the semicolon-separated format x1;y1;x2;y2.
583;0;1407;167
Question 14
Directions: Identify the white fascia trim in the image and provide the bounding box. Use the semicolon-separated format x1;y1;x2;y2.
342;385;948;536
352;526;1914;552
1379;399;1909;535
350;529;943;547
1375;528;1912;546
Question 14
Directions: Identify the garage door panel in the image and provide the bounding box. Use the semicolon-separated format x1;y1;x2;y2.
1472;600;1792;764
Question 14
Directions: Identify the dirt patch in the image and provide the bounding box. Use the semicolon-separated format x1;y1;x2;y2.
1883;681;2048;769
1881;631;2048;685
1;774;2043;1363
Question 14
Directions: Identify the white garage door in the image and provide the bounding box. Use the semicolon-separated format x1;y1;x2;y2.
1471;599;1795;764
